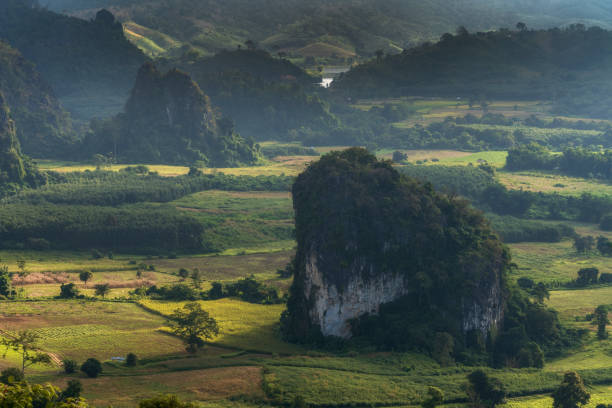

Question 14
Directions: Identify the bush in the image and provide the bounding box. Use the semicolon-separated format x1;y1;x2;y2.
63;359;78;374
600;214;612;231
61;380;82;399
600;273;612;284
138;395;195;408
59;283;80;299
0;367;24;384
126;353;138;367
147;284;199;301
80;358;103;378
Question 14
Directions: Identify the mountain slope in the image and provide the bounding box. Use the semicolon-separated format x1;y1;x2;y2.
333;25;612;118
0;1;147;121
0;92;44;196
44;0;612;59
83;63;260;166
0;40;75;158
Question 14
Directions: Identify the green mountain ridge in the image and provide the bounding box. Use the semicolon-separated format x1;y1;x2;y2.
0;1;148;122
0;40;75;158
43;0;612;60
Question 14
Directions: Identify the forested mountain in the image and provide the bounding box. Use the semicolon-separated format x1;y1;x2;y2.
333;25;612;118
0;1;147;121
82;63;260;166
161;49;338;141
0;41;75;158
43;0;612;59
0;93;45;196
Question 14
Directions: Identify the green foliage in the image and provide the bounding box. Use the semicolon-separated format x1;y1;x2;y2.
552;371;590;408
126;353;138;367
206;275;283;304
80;358;102;378
0;203;204;253
421;386;444;408
5;168;291;207
138;395;195;408
0;380;89;408
94;284;110;298
1;330;52;374
0;367;23;385
60;380;82;400
465;369;506;408
62;359;78;374
169;302;220;353
335;26;612;121
59;283;80;299
78;271;92;286
594;306;609;340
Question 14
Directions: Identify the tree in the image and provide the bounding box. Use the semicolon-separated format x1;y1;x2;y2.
126;353;138;367
516;22;527;31
421;386;444;408
432;332;454;366
61;380;83;400
594;305;609;340
576;268;599;286
59;283;80;299
597;236;612;256
1;331;52;374
94;283;110;298
139;395;195;408
552;371;590;408
169;302;219;353
63;359;78;374
191;269;202;289
16;260;26;276
574;236;595;253
178;268;189;280
79;270;93;287
0;381;89;408
80;358;102;378
0;265;13;298
465;370;506;408
531;282;549;304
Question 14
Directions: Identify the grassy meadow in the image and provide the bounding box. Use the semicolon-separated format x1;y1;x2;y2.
4;142;612;407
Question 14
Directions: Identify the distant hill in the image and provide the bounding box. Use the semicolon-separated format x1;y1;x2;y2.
82;63;260;166
0;40;75;158
333;25;612;118
161;50;339;142
43;0;612;61
0;1;147;121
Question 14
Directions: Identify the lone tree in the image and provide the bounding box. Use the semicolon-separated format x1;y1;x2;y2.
94;283;110;298
552;371;590;408
0;265;13;298
169;302;219;353
594;305;609;340
191;269;203;289
1;331;52;374
465;370;506;408
80;358;102;378
79;270;93;287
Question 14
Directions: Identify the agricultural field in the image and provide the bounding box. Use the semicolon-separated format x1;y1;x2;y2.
498;171;612;196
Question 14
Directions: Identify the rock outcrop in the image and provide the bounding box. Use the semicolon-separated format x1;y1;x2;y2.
84;63;260;166
282;148;509;345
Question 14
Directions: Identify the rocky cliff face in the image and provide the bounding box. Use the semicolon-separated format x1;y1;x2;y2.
282;148;509;345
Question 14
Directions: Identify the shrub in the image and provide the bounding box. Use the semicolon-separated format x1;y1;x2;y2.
601;214;612;231
126;353;138;367
0;367;24;384
63;359;78;374
61;380;82;399
600;273;612;283
138;395;195;408
80;358;102;378
59;283;80;299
